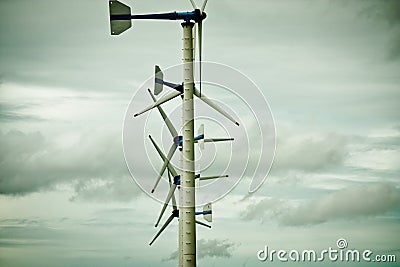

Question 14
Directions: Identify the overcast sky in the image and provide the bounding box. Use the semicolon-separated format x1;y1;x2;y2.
1;0;399;266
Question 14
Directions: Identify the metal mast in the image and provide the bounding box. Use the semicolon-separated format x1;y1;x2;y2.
180;21;196;266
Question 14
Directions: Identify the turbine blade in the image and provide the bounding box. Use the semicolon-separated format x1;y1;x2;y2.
188;0;197;9
195;220;211;228
155;184;177;227
148;89;179;138
167;170;177;210
198;20;202;97
134;90;181;117
149;214;175;246
203;137;234;142
148;137;178;193
149;137;179;177
194;88;240;126
201;0;209;13
156;143;178;179
199;174;228;181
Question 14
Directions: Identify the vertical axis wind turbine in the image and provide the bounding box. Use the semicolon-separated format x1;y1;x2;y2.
108;1;239;266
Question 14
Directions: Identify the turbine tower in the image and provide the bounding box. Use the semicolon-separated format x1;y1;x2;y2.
108;1;239;266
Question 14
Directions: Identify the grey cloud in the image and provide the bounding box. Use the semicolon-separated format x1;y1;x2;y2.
358;0;400;27
70;176;141;203
387;32;400;61
240;197;287;223
364;135;400;151
0;102;44;122
162;250;178;262
0;216;152;267
197;239;237;259
272;131;348;173
0;129;141;201
281;183;400;226
241;183;400;226
163;238;237;261
0;0;182;92
357;0;400;60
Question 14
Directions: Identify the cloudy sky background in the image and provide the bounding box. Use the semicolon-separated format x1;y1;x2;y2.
1;0;400;266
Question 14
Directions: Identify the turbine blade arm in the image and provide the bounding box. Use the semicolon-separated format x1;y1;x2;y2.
134;91;181;117
154;184;177;227
153;142;178;177
203;137;234;143
199;175;228;181
201;0;209;13
149;214;175;246
163;81;183;92
148;137;178;193
168;171;177;210
111;12;179;21
188;0;197;9
112;10;201;22
195;220;211;228
148;89;179;138
194;88;239;126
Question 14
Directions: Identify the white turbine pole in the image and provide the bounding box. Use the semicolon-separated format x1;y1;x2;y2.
179;21;196;267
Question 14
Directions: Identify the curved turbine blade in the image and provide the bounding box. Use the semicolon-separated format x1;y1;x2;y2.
155;184;177;227
148;89;178;138
201;0;209;13
195;220;211;228
194;88;240;126
149;214;174;246
148;137;178;193
134;90;181;117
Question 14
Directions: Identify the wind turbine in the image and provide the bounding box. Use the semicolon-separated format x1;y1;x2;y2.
147;133;227;229
134;65;239;126
146;66;235;194
108;1;240;266
149;170;213;246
